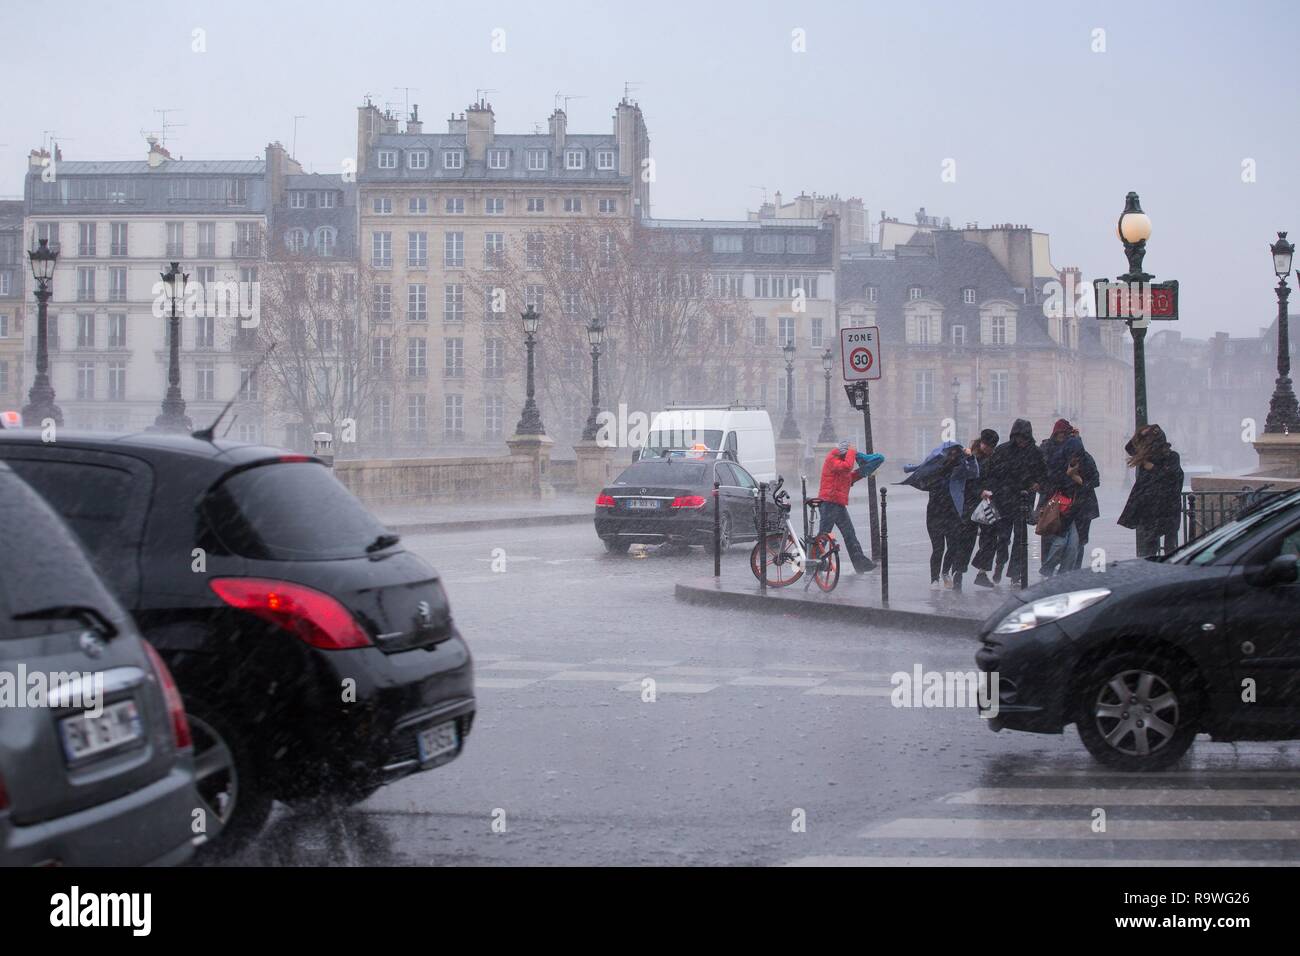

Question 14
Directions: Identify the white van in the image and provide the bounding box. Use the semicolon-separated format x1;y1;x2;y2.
638;405;777;483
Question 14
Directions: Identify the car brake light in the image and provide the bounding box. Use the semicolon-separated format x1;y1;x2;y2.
596;493;615;508
278;454;314;463
670;495;707;509
209;577;373;650
141;641;192;750
0;772;8;811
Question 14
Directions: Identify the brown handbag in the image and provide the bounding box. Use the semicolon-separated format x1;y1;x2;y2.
1035;493;1072;537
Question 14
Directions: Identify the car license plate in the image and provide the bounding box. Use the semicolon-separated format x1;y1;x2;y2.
59;700;142;763
416;721;459;762
625;499;659;510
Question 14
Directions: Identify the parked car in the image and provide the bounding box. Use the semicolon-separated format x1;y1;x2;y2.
975;489;1300;770
0;461;203;866
637;405;776;482
0;431;476;853
595;455;774;553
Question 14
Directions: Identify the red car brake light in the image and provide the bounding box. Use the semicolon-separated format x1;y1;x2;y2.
209;577;373;650
141;640;192;750
596;493;615;508
670;495;707;509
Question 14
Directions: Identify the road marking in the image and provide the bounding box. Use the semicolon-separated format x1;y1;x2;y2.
657;665;752;677
588;658;683;668
475;677;541;690
784;855;1298;867
761;664;853;673
617;681;719;694
478;661;586;672
861;818;1300;840
546;670;647;682
804;685;894;697
942;788;1300;807
728;675;826;688
1013;768;1300;778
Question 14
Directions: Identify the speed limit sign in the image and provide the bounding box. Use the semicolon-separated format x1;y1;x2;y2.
840;326;881;381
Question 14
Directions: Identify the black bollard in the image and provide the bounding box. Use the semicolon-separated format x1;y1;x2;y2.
758;482;767;595
713;480;721;578
880;486;889;607
1017;491;1031;589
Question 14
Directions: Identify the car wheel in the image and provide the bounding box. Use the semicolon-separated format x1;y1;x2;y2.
187;699;273;860
712;514;732;555
603;538;631;554
1075;653;1200;771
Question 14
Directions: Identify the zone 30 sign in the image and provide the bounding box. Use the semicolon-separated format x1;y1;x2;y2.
840;326;882;382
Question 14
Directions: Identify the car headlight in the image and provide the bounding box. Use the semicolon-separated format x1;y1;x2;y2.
992;588;1111;635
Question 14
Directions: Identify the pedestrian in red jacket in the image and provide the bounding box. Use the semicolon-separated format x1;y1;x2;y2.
817;440;873;572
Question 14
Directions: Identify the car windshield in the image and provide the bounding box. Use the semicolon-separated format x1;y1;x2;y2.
644;429;724;457
1165;494;1300;566
614;461;707;486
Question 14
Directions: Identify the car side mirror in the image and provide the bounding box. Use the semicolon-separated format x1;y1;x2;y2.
1250;553;1299;587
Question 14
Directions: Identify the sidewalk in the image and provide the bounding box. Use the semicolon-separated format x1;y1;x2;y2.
367;494;592;533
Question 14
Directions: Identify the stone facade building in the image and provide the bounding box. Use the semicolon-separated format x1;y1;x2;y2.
0;200;24;412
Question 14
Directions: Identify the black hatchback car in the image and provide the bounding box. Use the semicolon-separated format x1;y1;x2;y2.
594;455;769;553
975;489;1300;770
0;431;475;852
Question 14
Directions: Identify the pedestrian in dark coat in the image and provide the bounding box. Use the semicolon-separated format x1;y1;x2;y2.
1040;419;1087;576
950;430;997;592
1065;429;1100;571
903;442;977;589
973;418;1046;586
1117;423;1184;557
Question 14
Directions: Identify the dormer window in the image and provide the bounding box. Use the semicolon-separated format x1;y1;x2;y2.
443;150;464;170
408;151;429;170
865;285;878;303
487;149;509;170
377;150;397;170
596;149;615;170
909;286;922;301
319;192;336;209
289;191;306;209
962;287;976;304
565;149;585;170
527;150;547;171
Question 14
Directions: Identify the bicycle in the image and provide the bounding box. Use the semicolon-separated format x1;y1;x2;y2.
749;476;841;592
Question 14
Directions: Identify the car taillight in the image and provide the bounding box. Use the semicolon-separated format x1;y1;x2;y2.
209;577;373;650
670;495;707;509
0;772;8;812
141;641;192;751
596;493;615;508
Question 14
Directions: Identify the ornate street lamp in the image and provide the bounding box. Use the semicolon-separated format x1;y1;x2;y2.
515;304;546;435
581;317;606;441
152;261;192;432
779;340;799;440
951;376;960;436
817;347;835;442
1264;231;1299;435
1117;191;1155;431
22;238;63;427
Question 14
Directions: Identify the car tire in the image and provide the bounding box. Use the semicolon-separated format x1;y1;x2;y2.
1075;652;1201;771
187;697;273;860
711;514;732;555
603;538;631;554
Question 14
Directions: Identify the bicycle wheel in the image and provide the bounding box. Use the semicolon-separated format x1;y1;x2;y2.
750;531;803;587
811;533;840;592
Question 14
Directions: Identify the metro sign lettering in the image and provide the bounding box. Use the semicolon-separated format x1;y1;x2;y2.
1094;279;1179;321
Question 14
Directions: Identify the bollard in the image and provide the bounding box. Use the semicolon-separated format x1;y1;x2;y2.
879;486;889;607
713;480;721;578
1017;491;1031;589
758;482;768;595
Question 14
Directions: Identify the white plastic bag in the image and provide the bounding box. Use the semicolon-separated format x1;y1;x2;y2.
970;498;1000;526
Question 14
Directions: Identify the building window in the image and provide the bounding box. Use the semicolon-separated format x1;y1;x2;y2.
195;223;216;257
778;316;795;347
711;273;742;298
444;283;465;322
377;150;397;169
289;191;306;209
596;149;615;170
485;338;505;378
865;285;878;303
598;198;618;214
599;232;616;267
372;197;392;215
407;283;427;322
195;364;215;401
107;362;126;401
238;365;259;401
77;268;96;302
913;369;934;411
370;394;390;434
314;227;337;257
527;150;547;171
485;394;504;438
527;197;545;213
407;231;427;267
372;231;392;267
485;197;504;215
564;149;585;170
109;268;127;303
444;197;464;215
108;313;126;348
909;286;922;301
788;235;815;254
78;222;97;256
526;232;545;268
406;394;426;432
443;150;464;170
913;426;934;463
444;232;464;267
196;315;215;349
286;228;308;253
951;324;966;346
373;283;392;321
319;192;336;209
107;223;128;257
408;151;429;170
564;197;582;213
755;234;784;254
406;337;426;377
409;197;428;214
484;233;505;269
444;337;464;378
811;318;824;348
963;287;976;304
990;370;1009;412
487;149;509;170
444;394;464;437
77;313;95;348
525;285;544;312
77;362;95;400
712;235;743;253
371;337;391;371
753;317;766;346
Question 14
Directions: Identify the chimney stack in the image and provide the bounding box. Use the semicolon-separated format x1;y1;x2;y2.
146;135;172;168
406;104;422;135
466;100;495;163
549;108;567;160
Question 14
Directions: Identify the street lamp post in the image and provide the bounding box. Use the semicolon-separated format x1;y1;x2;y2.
515;305;546;435
817;347;835;442
1264;232;1299;434
152;261;193;432
951;376;960;437
780;341;799;439
976;382;984;434
581;317;605;441
1116;191;1155;433
22;238;63;427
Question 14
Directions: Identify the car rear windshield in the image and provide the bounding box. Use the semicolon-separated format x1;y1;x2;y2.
614;461;708;485
202;461;389;560
645;429;724;455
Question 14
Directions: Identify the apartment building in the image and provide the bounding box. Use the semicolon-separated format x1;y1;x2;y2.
22;138;268;434
0;201;24;411
355;96;651;454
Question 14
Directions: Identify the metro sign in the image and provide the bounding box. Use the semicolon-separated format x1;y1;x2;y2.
1094;279;1180;321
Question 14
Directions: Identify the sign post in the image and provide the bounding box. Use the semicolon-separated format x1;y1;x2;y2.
839;326;882;559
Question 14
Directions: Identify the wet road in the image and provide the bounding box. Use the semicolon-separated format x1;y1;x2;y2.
225;519;1300;866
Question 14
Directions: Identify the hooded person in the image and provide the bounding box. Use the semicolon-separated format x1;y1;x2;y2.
949;429;998;591
1118;423;1183;557
972;419;1047;587
817;439;874;573
1039;418;1091;577
903;440;978;589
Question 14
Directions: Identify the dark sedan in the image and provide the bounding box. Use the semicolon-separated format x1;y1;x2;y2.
594;456;769;554
975;489;1300;770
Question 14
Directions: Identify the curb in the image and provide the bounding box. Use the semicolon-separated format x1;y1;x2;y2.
385;512;591;534
673;581;981;636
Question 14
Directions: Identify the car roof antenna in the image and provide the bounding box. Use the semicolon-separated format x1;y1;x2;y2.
193;343;276;443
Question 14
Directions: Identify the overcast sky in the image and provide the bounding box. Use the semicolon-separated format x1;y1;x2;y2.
6;0;1296;338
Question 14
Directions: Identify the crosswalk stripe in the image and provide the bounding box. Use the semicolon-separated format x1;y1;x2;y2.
942;788;1300;807
862;817;1300;840
1013;768;1300;779
657;665;752;677
546;670;646;682
785;855;1298;867
475;677;540;690
479;660;586;671
804;685;894;697
588;658;683;668
728;676;826;688
617;681;719;694
761;664;853;673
